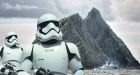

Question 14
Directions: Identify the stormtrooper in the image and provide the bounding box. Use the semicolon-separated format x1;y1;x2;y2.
0;32;23;75
19;13;85;75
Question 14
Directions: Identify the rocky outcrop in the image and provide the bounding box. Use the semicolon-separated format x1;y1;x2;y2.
59;7;140;68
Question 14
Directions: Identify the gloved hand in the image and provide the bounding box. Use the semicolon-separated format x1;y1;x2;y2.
35;67;54;75
35;67;47;75
0;63;16;75
5;63;16;71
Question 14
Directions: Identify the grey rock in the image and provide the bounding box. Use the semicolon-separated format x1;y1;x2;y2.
59;7;140;68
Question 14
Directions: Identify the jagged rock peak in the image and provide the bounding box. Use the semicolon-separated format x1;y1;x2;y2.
59;7;140;68
68;13;82;19
86;7;101;18
59;13;82;28
60;13;81;21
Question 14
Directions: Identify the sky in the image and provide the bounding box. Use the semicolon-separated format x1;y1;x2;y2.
0;0;140;62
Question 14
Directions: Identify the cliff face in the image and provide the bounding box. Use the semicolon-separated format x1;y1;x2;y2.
59;8;139;68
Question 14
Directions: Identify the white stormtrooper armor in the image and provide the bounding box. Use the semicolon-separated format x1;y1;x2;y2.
5;32;20;48
35;13;62;42
0;32;23;74
19;14;84;75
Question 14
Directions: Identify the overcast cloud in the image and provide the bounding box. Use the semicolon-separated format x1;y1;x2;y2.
112;0;140;22
0;0;140;22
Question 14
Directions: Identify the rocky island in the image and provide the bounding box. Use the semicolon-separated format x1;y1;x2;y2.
59;7;140;69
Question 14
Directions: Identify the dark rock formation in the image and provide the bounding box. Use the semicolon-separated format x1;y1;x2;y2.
59;7;140;68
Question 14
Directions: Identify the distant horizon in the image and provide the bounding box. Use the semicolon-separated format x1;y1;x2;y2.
0;21;140;63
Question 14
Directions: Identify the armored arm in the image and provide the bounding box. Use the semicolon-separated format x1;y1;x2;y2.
17;46;34;75
0;47;4;72
20;59;33;72
66;43;85;75
20;45;34;72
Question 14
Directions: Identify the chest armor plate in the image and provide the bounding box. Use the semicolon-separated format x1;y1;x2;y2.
33;42;69;74
2;47;22;69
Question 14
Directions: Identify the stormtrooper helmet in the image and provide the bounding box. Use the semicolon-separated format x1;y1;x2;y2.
36;13;62;42
5;32;19;48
